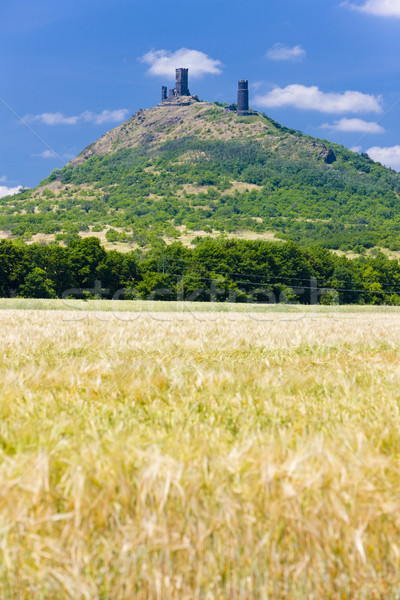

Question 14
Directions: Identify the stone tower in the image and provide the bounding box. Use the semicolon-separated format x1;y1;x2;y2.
237;80;249;115
176;68;190;96
160;68;199;104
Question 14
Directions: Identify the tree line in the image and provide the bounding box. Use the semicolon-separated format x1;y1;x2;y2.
2;236;400;305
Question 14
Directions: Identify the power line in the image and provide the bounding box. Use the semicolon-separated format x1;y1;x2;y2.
148;255;400;294
176;274;400;297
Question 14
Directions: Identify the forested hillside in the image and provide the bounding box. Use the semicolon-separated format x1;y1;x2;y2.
1;101;400;252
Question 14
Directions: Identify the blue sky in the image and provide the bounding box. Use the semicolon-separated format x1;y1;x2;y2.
1;0;400;196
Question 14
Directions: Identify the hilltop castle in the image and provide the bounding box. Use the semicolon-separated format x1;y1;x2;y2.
162;68;192;102
160;68;254;115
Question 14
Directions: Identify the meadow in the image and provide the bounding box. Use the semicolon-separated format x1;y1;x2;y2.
1;303;400;598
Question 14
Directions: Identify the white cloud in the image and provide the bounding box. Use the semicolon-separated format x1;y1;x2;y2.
140;48;223;78
32;149;77;161
366;145;400;171
254;84;383;114
321;117;385;133
0;185;23;198
81;109;130;125
344;0;400;17
250;81;264;91
24;109;129;126
266;43;306;61
33;150;59;159
0;175;7;183
26;112;79;125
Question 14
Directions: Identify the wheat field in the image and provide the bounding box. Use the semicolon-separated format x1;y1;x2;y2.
1;307;400;598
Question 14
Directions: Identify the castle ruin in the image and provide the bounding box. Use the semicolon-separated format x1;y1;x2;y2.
161;68;194;104
176;68;190;96
160;68;255;115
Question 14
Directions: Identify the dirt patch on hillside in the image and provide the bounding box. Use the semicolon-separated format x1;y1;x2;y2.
224;181;262;195
182;184;215;195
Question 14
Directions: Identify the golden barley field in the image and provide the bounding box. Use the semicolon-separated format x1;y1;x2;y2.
1;302;400;598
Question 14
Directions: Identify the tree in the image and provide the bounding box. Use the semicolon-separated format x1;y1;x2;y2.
19;268;57;299
0;240;30;296
67;237;107;288
96;251;141;296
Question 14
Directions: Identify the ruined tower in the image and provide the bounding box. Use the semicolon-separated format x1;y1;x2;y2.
237;80;249;115
161;68;191;102
176;68;190;96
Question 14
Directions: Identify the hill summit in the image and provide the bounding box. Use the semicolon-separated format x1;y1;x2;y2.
1;75;400;252
70;98;335;168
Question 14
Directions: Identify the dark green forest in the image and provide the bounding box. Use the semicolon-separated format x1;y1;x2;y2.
3;236;400;305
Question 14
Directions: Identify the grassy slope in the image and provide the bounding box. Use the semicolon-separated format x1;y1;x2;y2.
1;101;400;251
1;309;400;597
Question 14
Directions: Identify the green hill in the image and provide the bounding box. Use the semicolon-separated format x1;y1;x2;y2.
2;98;400;252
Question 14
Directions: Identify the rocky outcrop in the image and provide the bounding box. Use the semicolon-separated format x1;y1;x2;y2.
310;141;336;164
324;148;336;164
